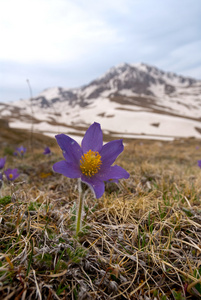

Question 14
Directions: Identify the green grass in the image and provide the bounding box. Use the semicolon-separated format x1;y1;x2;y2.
0;195;12;205
0;136;201;299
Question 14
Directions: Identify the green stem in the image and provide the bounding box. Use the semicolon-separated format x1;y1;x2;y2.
76;180;87;236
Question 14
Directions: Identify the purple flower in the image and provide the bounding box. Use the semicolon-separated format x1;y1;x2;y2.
0;157;6;170
198;160;201;168
53;122;130;198
4;168;20;181
43;146;51;155
16;146;27;157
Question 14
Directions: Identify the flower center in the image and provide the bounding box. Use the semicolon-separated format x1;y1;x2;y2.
9;174;13;179
80;150;102;177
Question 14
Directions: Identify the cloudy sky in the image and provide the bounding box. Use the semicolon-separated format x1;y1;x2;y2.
0;0;201;103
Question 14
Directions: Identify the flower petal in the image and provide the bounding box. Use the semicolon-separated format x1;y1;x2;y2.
4;168;19;181
13;169;19;176
81;175;105;198
97;165;130;181
53;160;81;178
0;157;6;169
100;140;124;166
55;134;82;164
81;122;103;153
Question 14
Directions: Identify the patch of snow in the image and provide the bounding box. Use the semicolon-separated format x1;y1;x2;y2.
101;88;117;97
111;133;174;141
0;109;12;116
43;132;84;144
149;83;165;97
118;89;136;97
39;87;60;100
82;85;98;98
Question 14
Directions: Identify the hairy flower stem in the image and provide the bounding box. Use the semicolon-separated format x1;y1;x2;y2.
76;180;88;236
0;180;2;198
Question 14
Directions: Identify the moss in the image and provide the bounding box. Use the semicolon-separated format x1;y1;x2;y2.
0;195;12;206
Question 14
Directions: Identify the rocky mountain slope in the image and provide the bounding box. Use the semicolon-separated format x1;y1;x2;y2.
1;63;201;141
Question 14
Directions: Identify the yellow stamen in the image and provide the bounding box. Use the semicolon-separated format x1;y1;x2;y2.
9;174;13;179
80;150;102;177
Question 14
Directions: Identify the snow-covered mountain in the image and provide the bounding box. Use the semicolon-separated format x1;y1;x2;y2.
1;62;201;141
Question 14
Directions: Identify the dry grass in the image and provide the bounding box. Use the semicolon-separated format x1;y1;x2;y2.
1;136;201;299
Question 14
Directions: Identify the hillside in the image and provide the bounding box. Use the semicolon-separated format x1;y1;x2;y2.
0;122;57;152
1;63;201;140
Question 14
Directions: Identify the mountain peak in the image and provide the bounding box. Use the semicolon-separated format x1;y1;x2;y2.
1;62;201;141
11;61;201;110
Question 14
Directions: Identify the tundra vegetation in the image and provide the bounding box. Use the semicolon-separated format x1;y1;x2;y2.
0;126;201;299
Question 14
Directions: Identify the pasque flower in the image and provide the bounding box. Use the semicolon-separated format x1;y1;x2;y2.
43;146;51;155
4;168;20;181
16;146;27;157
53;122;129;198
0;157;6;170
198;160;201;168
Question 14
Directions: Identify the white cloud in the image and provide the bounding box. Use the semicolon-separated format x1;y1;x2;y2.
0;0;122;63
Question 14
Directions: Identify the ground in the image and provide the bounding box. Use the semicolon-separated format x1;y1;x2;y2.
0;128;201;299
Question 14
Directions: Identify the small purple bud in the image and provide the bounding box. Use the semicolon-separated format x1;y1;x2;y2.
0;157;6;170
43;146;51;155
16;146;27;157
